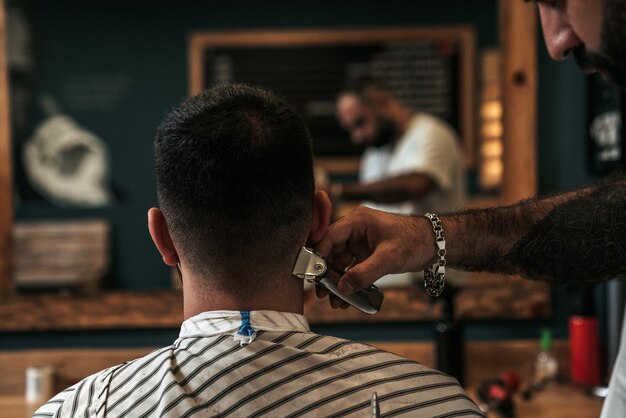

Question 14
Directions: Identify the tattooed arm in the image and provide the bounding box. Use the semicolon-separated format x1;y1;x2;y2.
316;176;626;294
446;177;626;282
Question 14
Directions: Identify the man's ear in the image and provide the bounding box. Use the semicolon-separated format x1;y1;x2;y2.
148;208;180;266
307;191;332;246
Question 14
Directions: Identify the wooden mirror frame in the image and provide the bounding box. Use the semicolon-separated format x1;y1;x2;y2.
188;26;477;168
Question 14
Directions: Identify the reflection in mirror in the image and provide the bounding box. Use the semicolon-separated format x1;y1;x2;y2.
0;2;545;327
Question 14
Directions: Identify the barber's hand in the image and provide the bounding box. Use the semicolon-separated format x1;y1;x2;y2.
314;284;350;310
315;206;437;299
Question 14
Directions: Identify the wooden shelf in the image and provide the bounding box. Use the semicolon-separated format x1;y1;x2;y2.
0;276;550;333
0;289;431;333
0;291;183;332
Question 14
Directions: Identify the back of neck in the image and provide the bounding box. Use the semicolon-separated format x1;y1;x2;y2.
182;277;304;319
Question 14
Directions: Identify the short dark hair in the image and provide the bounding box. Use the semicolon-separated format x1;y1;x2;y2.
337;75;392;104
154;84;314;296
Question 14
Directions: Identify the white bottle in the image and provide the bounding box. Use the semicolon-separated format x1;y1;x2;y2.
535;329;558;383
25;365;54;416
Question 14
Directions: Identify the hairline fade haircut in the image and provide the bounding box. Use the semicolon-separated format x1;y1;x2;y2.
336;75;394;106
154;84;315;296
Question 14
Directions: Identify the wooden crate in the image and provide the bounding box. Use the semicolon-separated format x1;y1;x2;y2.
13;220;109;293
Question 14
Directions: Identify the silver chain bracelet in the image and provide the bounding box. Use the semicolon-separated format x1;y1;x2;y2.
423;213;446;297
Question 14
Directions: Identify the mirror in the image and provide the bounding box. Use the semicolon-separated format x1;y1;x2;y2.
0;1;547;330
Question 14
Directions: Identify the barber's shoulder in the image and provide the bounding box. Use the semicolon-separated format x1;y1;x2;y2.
411;113;460;142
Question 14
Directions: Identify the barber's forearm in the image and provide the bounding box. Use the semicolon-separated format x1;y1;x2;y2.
340;174;432;203
439;201;546;273
440;177;626;282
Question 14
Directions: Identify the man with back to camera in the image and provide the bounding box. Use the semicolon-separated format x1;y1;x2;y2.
316;1;626;416
33;85;482;417
334;78;466;287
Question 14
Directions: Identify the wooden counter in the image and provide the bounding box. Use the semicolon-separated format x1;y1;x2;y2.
477;383;603;418
0;277;550;332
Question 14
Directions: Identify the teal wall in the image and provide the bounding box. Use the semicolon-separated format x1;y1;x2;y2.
537;40;591;194
4;1;596;349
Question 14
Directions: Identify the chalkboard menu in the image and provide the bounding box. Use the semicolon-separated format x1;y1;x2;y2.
190;28;475;161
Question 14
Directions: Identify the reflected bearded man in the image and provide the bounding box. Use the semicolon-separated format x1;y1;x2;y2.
334;78;466;287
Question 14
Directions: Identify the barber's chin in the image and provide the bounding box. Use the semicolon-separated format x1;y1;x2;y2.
575;60;599;75
578;65;625;89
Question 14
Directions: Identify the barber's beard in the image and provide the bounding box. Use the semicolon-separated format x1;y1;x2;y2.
574;0;626;89
371;119;396;148
573;49;626;88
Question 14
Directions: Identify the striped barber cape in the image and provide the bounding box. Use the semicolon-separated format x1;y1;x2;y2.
34;310;483;417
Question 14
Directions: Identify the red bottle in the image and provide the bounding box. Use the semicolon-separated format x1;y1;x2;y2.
569;316;601;386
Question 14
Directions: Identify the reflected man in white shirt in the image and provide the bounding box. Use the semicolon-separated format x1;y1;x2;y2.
335;78;466;287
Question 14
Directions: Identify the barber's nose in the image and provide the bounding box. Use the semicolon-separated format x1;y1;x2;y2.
538;6;582;61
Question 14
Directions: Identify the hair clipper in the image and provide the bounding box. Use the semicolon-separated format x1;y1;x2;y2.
292;247;383;314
